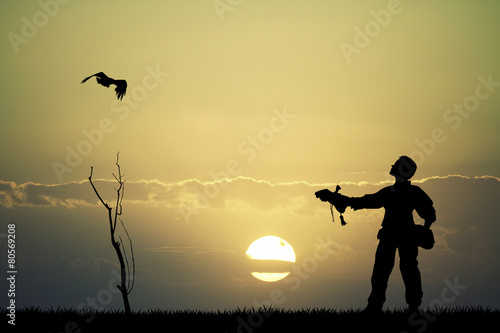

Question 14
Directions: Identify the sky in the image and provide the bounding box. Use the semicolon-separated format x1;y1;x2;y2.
1;0;500;315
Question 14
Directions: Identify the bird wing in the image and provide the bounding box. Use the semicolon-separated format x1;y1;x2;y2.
81;72;110;84
81;72;126;100
81;74;96;84
114;80;127;100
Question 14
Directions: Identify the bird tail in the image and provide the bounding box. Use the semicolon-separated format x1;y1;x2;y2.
114;80;127;100
115;86;126;100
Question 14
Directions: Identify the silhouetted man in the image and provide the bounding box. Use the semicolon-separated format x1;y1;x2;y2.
315;156;436;313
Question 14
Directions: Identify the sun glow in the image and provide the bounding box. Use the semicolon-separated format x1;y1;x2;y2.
246;236;296;282
250;272;291;283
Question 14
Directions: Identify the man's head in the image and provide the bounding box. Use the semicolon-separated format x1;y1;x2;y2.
390;156;417;180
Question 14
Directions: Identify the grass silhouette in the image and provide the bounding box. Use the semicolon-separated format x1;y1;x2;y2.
4;306;498;332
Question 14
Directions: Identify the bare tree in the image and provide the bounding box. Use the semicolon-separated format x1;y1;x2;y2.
88;153;135;315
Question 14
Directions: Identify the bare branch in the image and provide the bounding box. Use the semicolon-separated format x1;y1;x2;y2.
89;165;114;241
88;152;134;315
120;218;135;294
88;166;111;210
112;152;125;233
119;235;130;288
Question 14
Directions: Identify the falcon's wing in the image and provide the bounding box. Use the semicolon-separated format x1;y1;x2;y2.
81;72;109;84
81;72;126;100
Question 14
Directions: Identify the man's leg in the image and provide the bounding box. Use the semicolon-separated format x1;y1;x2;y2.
367;239;397;311
399;241;422;311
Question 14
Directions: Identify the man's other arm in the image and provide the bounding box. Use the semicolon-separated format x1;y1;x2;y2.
415;187;436;229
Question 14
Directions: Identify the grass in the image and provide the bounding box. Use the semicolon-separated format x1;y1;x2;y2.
3;306;499;332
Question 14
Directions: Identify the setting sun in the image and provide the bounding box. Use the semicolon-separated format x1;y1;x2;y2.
246;236;296;282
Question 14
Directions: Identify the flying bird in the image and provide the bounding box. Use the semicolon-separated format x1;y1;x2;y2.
81;72;127;100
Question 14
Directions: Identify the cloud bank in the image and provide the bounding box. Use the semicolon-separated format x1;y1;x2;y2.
1;175;499;310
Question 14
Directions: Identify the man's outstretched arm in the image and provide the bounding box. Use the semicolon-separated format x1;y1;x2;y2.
315;188;385;212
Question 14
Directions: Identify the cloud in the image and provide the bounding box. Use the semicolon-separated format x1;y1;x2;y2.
0;180;95;208
2;174;500;309
19;254;119;277
2;175;500;261
2;175;499;220
144;246;233;255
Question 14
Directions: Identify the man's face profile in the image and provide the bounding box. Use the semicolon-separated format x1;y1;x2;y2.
390;157;415;180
